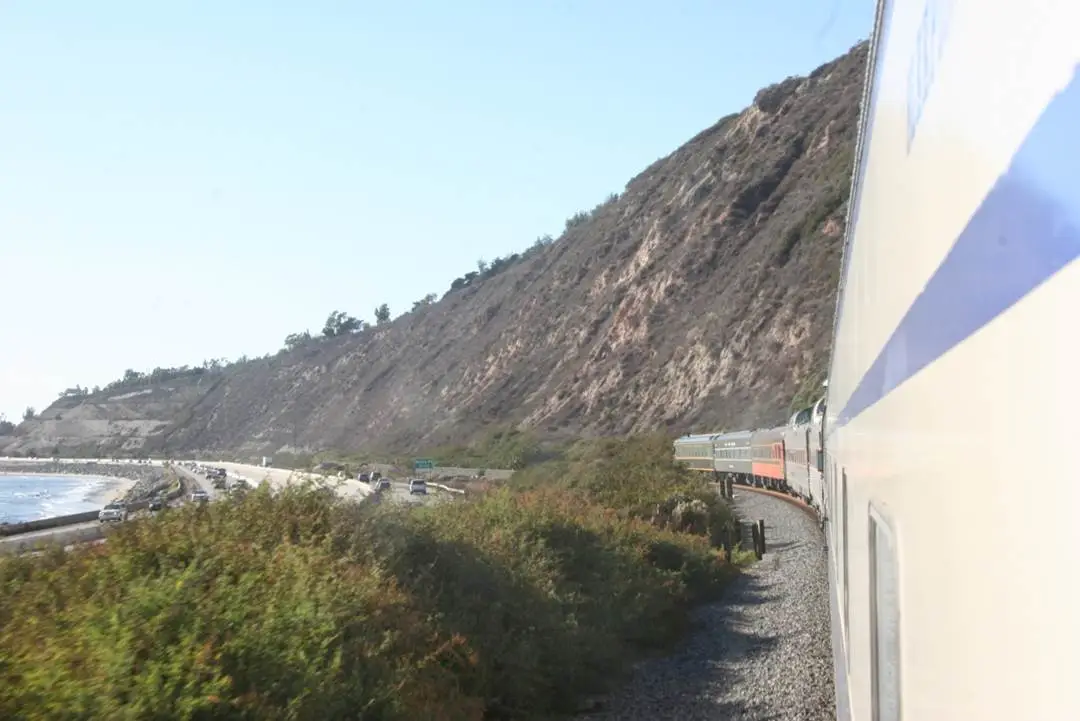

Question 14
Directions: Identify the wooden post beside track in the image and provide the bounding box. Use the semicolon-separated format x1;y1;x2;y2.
750;524;762;560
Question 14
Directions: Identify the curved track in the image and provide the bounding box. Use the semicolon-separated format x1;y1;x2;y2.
577;488;833;721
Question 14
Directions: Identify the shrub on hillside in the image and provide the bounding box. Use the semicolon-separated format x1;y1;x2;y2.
0;487;480;721
515;433;735;545
0;436;738;720
345;488;733;717
409;427;550;471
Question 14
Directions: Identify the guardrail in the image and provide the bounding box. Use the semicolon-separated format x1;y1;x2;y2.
0;510;101;537
0;523;108;556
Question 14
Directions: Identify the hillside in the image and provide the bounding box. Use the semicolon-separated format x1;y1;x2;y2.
4;42;867;460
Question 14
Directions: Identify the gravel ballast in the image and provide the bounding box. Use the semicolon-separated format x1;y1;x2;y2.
577;488;835;721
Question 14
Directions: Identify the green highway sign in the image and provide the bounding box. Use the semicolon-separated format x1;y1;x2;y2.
413;458;435;470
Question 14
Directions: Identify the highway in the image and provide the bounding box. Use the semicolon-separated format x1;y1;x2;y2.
1;457;432;504
0;519;103;555
0;458;452;555
184;462;449;507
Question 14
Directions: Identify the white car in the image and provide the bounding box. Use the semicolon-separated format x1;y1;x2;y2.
98;502;127;523
190;490;210;504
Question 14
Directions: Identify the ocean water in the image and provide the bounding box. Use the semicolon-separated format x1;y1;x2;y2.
0;475;112;524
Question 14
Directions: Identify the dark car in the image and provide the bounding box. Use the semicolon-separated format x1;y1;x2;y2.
148;499;164;512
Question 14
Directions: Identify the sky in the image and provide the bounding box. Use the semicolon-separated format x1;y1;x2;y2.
0;0;875;423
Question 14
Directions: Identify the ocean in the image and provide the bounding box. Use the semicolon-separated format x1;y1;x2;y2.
0;475;113;524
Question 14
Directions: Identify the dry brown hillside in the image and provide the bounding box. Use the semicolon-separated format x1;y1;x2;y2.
4;42;868;459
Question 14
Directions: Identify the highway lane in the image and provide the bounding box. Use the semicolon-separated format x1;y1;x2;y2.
0;520;102;555
369;479;453;507
3;456;456;504
0;461;458;556
0;506;169;556
172;462;449;507
172;464;227;501
213;462;374;501
4;458;457;503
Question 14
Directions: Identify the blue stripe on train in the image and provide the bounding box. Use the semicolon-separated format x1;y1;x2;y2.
836;64;1080;427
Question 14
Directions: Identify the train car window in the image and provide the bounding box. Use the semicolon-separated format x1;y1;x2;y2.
869;506;901;721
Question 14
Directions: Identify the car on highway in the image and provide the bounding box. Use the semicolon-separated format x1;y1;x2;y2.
190;490;210;504
98;502;127;523
408;479;427;495
148;498;164;512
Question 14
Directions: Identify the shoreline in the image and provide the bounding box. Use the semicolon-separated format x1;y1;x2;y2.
0;472;139;511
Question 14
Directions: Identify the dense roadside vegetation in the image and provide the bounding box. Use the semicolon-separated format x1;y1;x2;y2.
0;435;743;720
255;427;556;479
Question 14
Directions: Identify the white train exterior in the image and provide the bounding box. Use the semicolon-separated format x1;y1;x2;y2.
676;0;1080;718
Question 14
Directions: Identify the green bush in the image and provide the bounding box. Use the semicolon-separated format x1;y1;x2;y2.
0;436;740;720
412;427;551;471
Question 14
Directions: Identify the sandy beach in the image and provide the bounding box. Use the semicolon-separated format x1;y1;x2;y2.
84;476;139;504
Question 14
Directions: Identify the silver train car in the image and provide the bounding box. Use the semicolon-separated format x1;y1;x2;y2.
676;0;1080;717
711;430;752;477
782;397;826;507
671;432;718;472
826;0;1080;717
675;406;824;509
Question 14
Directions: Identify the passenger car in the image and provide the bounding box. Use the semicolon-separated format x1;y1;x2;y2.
98;502;127;523
675;1;1080;718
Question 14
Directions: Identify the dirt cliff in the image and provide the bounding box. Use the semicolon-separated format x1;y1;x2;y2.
6;42;867;459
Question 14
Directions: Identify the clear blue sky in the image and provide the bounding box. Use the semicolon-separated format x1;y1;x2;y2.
0;0;874;423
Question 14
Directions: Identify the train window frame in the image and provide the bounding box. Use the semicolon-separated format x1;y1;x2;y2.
868;504;901;721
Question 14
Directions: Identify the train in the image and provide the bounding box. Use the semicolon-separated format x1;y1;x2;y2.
673;396;827;509
677;0;1080;719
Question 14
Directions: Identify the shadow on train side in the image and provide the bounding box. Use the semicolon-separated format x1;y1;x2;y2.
674;395;827;514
